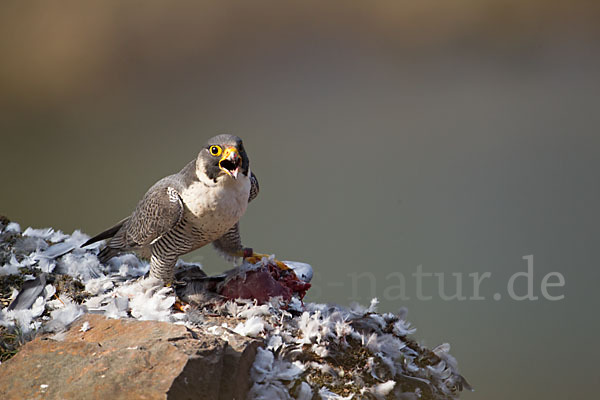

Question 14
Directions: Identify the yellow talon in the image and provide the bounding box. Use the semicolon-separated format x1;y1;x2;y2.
173;299;188;312
244;252;290;270
273;260;290;270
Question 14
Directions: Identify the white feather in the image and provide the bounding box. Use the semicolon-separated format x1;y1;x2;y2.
5;222;21;233
22;227;55;239
393;319;417;336
0;256;21;276
233;316;265;337
79;321;91;332
372;380;396;397
295;382;313;400
318;387;354;399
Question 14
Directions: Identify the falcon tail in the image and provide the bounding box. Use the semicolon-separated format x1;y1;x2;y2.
80;218;128;248
97;246;122;264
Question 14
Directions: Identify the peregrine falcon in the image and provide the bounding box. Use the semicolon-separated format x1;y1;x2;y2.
82;134;260;284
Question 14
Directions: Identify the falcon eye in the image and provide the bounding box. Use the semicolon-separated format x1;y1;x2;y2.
209;145;222;156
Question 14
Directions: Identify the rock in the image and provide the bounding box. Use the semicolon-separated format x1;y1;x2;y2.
0;314;261;400
0;222;471;399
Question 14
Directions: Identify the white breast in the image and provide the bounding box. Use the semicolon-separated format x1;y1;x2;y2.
180;172;251;240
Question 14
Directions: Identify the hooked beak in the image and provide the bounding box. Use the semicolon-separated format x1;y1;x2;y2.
219;147;241;179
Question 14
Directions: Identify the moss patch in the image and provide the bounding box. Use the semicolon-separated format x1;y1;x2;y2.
0;325;22;363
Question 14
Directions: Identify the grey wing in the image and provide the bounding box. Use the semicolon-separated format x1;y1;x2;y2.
113;183;184;249
212;222;243;259
249;171;259;203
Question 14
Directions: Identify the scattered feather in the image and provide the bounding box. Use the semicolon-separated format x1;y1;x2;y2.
233;316;266;337
0;258;21;276
294;382;313;400
238;303;271;319
318;387;354;399
5;222;21;233
7;273;46;311
56;253;103;282
127;281;176;322
393;319;417;336
371;380;396;398
46;299;86;333
79;321;91;332
104;297;129;319
267;334;283;351
23;227;55;239
0;223;470;399
1;295;46;335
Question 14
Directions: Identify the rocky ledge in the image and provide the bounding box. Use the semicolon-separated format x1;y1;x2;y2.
0;217;471;399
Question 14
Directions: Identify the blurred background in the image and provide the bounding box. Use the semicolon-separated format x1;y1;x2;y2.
1;1;599;398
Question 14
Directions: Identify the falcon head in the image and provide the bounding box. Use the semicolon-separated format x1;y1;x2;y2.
199;134;250;181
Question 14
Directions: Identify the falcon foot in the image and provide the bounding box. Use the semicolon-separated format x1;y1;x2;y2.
173;299;189;312
243;251;291;271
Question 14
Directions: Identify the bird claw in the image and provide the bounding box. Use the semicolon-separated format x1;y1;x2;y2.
164;279;186;287
244;252;290;271
173;299;189;312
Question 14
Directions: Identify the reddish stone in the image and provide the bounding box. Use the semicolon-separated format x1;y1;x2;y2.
0;314;260;400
